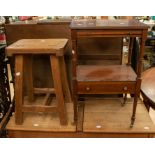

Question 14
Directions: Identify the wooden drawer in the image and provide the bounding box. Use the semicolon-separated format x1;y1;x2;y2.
77;81;136;94
77;30;142;38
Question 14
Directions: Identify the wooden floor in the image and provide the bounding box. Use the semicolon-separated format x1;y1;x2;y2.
6;96;155;138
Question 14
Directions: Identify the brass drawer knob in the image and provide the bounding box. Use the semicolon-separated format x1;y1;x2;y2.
86;86;90;91
124;86;128;91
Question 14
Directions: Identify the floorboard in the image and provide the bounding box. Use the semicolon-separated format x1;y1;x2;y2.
6;96;155;138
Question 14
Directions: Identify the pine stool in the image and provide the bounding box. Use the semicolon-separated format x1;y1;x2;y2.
6;39;71;125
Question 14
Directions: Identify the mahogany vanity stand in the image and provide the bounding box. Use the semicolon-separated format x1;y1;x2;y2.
70;19;148;128
6;39;72;125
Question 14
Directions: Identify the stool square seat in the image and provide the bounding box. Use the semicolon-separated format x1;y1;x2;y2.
6;39;68;56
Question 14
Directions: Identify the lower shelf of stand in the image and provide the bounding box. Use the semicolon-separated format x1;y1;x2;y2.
77;65;137;81
77;65;137;94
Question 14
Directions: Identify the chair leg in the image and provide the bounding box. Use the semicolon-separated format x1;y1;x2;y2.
15;55;24;125
50;55;68;125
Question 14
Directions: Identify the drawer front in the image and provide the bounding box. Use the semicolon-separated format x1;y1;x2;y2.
77;30;142;37
77;81;136;94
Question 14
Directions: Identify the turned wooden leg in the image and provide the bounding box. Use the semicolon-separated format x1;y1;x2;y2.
122;93;127;106
15;55;24;125
130;78;141;128
130;93;138;128
50;55;68;125
130;85;140;128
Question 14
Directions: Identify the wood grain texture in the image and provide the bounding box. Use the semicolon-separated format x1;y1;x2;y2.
5;21;71;47
77;37;123;64
141;67;155;110
141;68;155;103
83;98;155;133
6;39;68;56
15;55;24;124
77;81;136;94
76;101;85;132
70;19;148;29
33;88;55;94
24;55;34;102
6;97;155;138
7;131;153;138
59;56;72;103
77;65;137;82
50;55;68;125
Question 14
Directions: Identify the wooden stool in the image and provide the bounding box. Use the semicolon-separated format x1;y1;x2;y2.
6;39;72;125
141;67;155;111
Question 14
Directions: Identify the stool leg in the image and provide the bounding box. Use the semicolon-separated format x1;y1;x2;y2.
59;56;72;103
15;55;24;124
24;55;34;102
50;55;68;125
